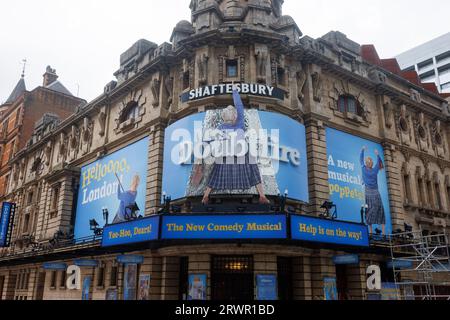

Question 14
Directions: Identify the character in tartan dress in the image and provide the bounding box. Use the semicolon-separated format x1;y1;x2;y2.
202;86;270;205
361;146;386;235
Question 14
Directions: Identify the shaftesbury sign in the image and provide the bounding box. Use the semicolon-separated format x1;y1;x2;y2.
180;83;285;103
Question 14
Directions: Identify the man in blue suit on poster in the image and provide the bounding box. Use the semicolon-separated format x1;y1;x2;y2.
361;146;386;235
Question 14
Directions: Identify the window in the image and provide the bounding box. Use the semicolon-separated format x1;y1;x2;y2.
435;182;442;210
277;67;286;86
110;265;118;287
22;214;30;234
427;181;434;207
51;185;60;213
59;270;66;288
436;50;450;63
182;71;190;90
417;178;425;206
338;95;363;116
226;60;238;78
417;58;433;70
403;174;412;204
97;265;105;287
27;191;34;206
50;271;57;289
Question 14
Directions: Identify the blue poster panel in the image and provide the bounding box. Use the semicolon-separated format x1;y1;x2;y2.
162;91;309;203
102;216;160;247
138;274;151;301
291;215;369;247
124;264;138;300
326;128;392;235
0;202;14;247
256;274;278;300
188;274;207;301
323;278;338;301
82;276;92;300
381;283;399;300
161;215;287;240
74;138;149;239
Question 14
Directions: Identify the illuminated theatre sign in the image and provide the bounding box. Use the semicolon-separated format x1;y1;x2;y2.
180;83;285;103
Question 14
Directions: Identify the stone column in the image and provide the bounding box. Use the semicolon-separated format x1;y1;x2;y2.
310;250;336;300
305;117;329;215
293;256;312;300
160;256;180;300
382;143;405;231
146;126;165;213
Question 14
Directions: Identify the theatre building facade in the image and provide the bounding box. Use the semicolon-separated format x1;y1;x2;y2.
0;0;449;300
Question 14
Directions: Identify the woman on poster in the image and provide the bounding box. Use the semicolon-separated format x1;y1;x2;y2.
112;174;141;223
360;146;386;235
202;85;270;205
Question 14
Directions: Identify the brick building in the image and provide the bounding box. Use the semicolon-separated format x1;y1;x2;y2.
0;0;449;301
0;67;86;198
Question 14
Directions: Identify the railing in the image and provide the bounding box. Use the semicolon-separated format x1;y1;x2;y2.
0;234;100;262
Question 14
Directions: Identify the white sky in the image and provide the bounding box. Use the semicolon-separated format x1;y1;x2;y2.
0;0;449;103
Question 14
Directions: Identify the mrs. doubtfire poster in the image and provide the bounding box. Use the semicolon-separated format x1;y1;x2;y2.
74;138;149;239
326;128;392;235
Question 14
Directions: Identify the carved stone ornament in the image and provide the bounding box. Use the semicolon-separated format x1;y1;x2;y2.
58;132;67;163
311;71;322;102
383;97;394;129
98;106;107;137
80;117;94;155
164;73;174;109
255;45;268;83
151;78;161;107
44;141;52;166
368;67;387;84
296;68;307;102
197;53;209;87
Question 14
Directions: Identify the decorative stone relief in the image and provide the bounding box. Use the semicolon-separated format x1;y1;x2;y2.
414;112;429;152
67;125;80;162
329;80;370;124
98;106;107;137
163;73;174;109
311;71;322;102
396;105;412;146
368;67;387;84
382;96;394;129
151;78;161;107
58;132;68;163
410;88;422;103
431;119;446;158
80;117;93;155
255;44;268;83
296;66;307;104
197;53;209;87
44;141;52;166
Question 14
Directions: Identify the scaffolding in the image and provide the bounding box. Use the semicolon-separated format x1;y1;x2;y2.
388;231;450;300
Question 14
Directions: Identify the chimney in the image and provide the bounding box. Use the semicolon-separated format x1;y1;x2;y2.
43;66;58;86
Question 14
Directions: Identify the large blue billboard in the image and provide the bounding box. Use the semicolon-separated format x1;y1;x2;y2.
0;202;14;247
291;215;369;247
162;89;309;204
102;216;160;247
161;215;287;240
74;138;149;239
326;128;392;235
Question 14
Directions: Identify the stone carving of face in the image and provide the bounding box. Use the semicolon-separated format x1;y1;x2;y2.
222;105;238;125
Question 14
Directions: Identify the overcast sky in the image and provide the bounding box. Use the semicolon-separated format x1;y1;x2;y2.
1;0;449;103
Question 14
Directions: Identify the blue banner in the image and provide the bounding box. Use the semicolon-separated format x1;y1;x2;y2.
162;109;309;203
326;128;392;235
188;274;207;301
42;262;68;270
74;138;149;239
161;215;287;240
291;215;369;247
324;278;338;301
256;274;278;300
117;255;144;265
0;202;13;247
74;259;99;267
387;260;414;270
332;254;360;265
102;216;160;247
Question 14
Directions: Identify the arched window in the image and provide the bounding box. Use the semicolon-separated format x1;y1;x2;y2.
120;102;139;123
338;95;363;116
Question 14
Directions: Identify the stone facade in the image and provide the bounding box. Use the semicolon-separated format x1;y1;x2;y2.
0;0;449;300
